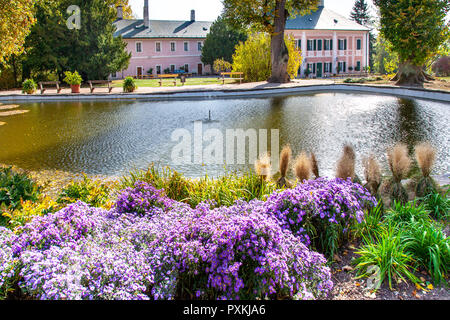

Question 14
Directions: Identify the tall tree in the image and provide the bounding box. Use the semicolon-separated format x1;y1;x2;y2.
350;0;375;70
222;0;319;83
0;0;36;65
22;0;130;81
373;0;450;86
201;16;247;69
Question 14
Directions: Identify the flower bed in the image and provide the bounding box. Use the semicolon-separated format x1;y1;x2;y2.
263;178;377;257
1;183;334;300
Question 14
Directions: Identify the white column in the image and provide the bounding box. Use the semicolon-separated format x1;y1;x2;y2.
332;31;337;73
302;31;307;76
352;36;355;69
362;32;367;70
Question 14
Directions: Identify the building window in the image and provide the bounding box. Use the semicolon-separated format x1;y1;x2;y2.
170;42;176;52
356;61;361;71
156;65;161;75
357;39;362;50
297;39;301;49
184;42;189;52
111;72;117;78
184;64;189;72
317;39;322;51
156;42;161;52
307;40;313;51
338;39;347;50
136;42;142;53
338;61;347;73
198;42;203;51
324;63;330;73
170;64;175;72
324;39;333;51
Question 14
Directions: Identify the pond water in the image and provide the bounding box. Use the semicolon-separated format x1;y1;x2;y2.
0;93;449;178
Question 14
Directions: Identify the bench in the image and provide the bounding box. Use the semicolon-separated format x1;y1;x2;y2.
39;81;61;94
219;72;244;85
88;80;113;93
158;74;178;86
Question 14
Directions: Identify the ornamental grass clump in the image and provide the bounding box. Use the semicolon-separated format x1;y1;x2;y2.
255;153;272;181
336;145;360;183
293;152;312;183
387;143;412;204
264;178;377;257
310;152;320;179
414;142;437;197
277;145;292;188
363;154;382;197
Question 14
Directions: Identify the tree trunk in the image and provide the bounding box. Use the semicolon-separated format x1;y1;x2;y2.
268;0;290;84
394;62;434;86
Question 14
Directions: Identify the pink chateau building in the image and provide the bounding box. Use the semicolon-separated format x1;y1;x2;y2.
112;0;212;79
286;0;371;78
113;0;369;79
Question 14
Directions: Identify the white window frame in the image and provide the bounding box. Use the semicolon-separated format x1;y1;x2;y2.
136;41;143;53
170;64;176;72
198;42;203;51
156;65;162;75
155;42;161;52
356;39;362;50
170;42;176;52
184;64;189;73
184;42;189;52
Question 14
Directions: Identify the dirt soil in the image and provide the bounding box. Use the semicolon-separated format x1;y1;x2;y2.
327;241;450;300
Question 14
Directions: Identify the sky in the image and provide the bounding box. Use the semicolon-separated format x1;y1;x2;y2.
129;0;378;22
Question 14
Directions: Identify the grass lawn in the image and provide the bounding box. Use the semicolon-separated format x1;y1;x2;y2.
111;77;239;88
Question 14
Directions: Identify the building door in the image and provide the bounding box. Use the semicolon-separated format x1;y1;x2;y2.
316;63;323;78
198;64;203;75
137;67;143;78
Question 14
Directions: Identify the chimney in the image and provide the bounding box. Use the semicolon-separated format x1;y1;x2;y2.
319;0;325;7
191;10;195;22
117;5;123;20
144;0;149;28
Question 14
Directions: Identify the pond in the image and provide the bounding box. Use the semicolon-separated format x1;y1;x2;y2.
0;93;449;178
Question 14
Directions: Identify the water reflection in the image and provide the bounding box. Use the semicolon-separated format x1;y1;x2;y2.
0;93;448;178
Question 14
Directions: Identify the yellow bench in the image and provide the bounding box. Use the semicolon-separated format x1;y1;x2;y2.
158;74;178;86
219;72;244;85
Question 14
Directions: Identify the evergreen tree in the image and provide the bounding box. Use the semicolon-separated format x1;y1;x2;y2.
22;0;130;81
201;16;247;69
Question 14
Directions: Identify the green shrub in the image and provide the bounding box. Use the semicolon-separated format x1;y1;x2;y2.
63;71;83;85
213;58;232;74
402;220;449;286
123;77;137;92
352;201;385;242
57;174;115;209
354;223;418;290
0;167;40;214
420;190;449;221
384;200;431;227
232;33;302;82
121;164;277;208
21;79;36;94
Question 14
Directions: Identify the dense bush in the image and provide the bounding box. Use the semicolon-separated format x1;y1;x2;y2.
21;79;36;94
432;56;450;76
121;165;277;208
403;220;449;286
420;190;449;221
232;33;302;82
4;198;333;300
123;77;137;92
57;174;114;209
0;167;40;213
263;178;377;257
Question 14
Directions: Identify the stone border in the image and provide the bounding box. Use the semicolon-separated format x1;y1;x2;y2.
0;84;449;103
